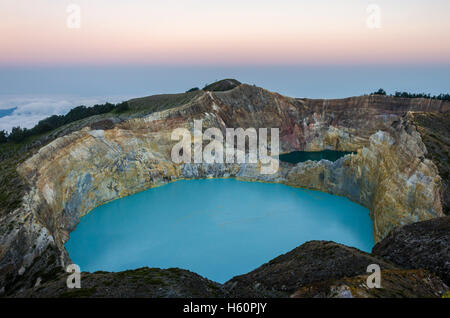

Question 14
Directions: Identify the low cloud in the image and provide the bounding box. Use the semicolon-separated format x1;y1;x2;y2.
0;95;129;132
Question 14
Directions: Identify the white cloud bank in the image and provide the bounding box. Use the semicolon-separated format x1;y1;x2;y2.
0;95;130;132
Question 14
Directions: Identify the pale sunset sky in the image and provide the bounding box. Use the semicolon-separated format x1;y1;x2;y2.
0;0;449;130
1;0;450;65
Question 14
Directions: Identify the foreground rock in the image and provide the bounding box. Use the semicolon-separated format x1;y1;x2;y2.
7;239;449;298
291;269;448;298
10;267;225;298
224;241;397;297
372;216;450;286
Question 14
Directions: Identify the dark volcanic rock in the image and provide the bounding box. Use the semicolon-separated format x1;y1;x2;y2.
291;269;448;298
224;241;397;297
10;267;226;298
2;244;63;296
203;79;241;92
7;239;449;298
372;216;450;286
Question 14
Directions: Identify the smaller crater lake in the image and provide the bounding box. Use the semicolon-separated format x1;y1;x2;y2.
66;179;374;283
279;150;355;164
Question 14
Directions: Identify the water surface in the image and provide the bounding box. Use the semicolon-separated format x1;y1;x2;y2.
279;150;355;164
66;179;373;283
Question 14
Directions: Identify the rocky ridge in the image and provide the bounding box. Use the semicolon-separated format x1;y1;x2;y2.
8;237;449;298
372;216;450;286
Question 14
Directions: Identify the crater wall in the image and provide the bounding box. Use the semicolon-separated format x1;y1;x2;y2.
0;85;446;294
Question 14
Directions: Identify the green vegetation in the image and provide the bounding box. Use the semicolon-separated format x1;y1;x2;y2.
393;92;450;100
372;88;387;95
0;140;34;216
128;90;202;113
115;101;129;113
371;89;450;101
0;130;7;142
1;79;239;145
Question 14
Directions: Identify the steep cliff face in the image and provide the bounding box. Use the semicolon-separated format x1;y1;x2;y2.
0;84;447;294
411;113;450;215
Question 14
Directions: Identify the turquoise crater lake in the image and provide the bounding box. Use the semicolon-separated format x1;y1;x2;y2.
65;179;374;283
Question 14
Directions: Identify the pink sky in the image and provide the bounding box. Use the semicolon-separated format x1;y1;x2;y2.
1;0;450;65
